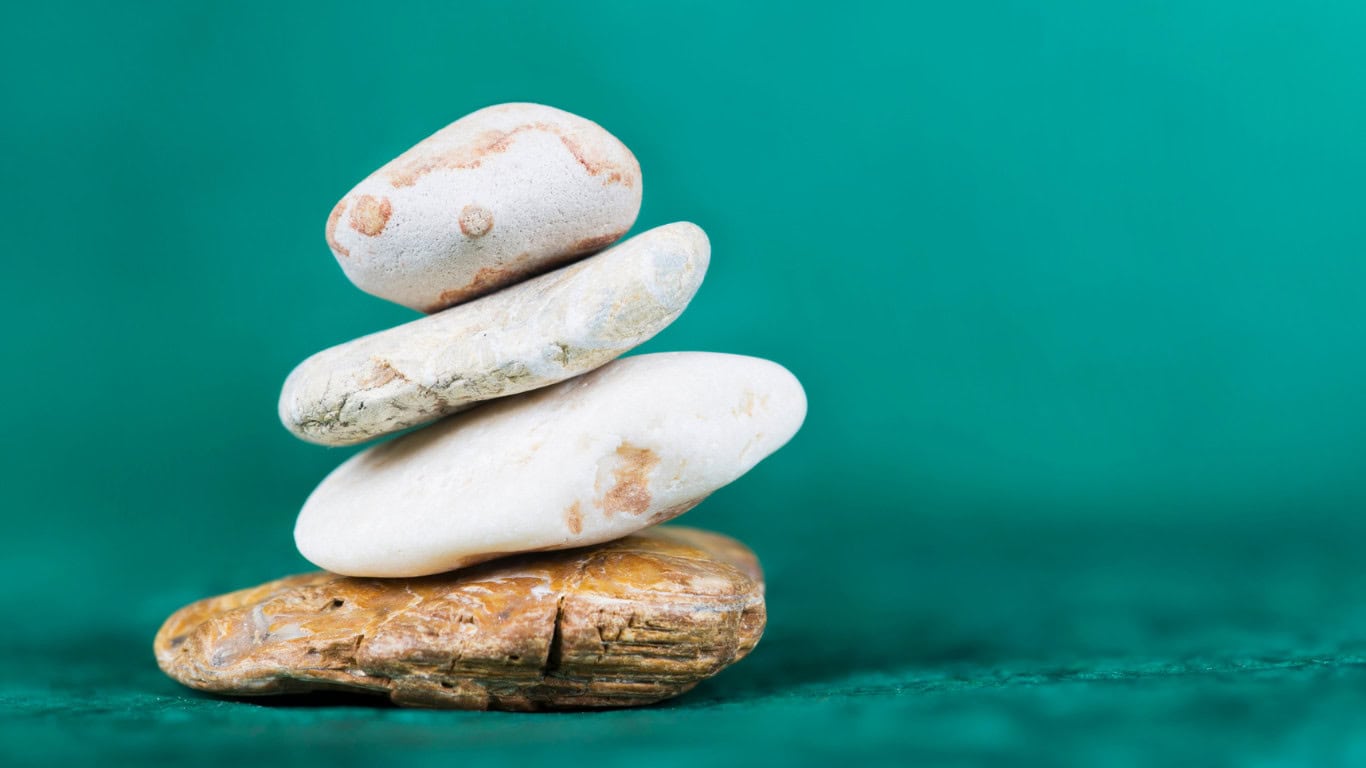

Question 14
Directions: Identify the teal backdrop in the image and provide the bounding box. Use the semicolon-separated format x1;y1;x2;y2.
4;1;1366;765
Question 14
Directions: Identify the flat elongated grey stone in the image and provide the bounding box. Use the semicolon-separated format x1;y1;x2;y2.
280;222;709;446
294;352;807;577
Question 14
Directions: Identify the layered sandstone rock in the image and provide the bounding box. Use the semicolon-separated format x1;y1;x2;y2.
155;528;764;711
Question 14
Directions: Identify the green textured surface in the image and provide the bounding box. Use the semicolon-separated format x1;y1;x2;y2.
4;1;1366;765
11;516;1366;766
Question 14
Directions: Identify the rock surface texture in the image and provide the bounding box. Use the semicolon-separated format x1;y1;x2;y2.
326;103;642;312
281;222;710;446
154;102;804;710
155;527;765;711
294;352;807;578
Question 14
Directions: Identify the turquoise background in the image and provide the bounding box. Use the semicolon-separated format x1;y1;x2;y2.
4;1;1366;764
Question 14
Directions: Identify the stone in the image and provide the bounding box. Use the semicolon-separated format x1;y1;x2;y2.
279;222;710;447
154;527;765;711
294;352;806;578
325;102;642;313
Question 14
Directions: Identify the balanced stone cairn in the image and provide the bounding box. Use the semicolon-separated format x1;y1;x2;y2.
154;103;806;711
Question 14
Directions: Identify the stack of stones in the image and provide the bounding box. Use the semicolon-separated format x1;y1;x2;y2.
154;103;806;711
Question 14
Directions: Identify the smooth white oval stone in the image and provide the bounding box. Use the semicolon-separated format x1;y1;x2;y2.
326;102;642;313
281;222;710;447
295;353;807;578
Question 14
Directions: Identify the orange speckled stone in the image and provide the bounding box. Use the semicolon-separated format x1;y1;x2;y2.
154;527;765;710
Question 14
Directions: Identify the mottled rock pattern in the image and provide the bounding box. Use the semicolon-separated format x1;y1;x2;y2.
294;352;808;577
154;528;765;711
281;222;710;446
326;102;642;312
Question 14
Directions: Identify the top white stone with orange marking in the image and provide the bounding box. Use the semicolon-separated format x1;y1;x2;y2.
294;353;808;578
326;103;642;313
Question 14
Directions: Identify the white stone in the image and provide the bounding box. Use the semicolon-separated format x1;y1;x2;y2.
280;223;710;446
325;102;642;313
294;353;807;578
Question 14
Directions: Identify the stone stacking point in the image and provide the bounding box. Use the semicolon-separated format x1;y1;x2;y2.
156;102;806;711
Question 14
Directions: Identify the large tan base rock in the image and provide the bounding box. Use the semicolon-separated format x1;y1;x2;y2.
154;527;765;710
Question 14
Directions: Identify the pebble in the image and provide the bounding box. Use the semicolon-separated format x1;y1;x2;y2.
326;102;642;313
280;222;710;446
154;527;765;711
294;352;807;577
155;101;805;710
